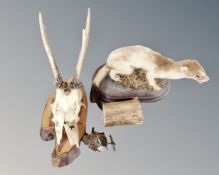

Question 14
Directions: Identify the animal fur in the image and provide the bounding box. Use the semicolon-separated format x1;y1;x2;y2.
93;45;209;90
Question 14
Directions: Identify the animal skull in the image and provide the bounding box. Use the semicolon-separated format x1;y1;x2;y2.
39;9;90;147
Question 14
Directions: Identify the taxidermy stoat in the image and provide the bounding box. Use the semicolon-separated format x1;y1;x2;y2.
93;45;209;90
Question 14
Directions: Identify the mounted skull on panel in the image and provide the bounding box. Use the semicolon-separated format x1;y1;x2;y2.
39;9;90;147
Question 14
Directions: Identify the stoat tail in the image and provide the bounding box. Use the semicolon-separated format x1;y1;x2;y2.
93;64;111;87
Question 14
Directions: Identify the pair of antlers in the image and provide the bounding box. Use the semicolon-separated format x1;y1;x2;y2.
39;8;91;85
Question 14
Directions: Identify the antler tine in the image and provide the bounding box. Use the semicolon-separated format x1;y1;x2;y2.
39;12;62;85
75;8;91;79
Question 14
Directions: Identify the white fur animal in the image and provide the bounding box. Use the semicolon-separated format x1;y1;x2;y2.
93;45;209;90
39;9;90;146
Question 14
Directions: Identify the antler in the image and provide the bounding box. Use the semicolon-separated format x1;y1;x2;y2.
75;8;91;79
39;12;62;85
109;135;116;152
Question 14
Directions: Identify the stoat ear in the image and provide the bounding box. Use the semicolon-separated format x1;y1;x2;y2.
180;66;189;73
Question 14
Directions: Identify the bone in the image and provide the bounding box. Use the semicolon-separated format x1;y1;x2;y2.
75;8;91;79
64;124;80;147
52;86;87;167
82;128;116;152
52;134;81;167
52;87;83;145
40;77;88;167
39;12;62;84
39;9;90;167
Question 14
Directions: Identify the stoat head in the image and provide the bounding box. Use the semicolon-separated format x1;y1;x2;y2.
179;59;209;84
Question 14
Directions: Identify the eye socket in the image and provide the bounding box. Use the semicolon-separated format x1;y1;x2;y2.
63;82;68;88
70;82;74;88
56;81;63;88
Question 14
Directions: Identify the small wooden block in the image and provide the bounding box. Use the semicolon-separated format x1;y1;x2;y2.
103;98;144;127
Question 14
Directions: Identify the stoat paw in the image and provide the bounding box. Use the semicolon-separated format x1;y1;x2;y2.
152;85;161;91
114;74;121;81
110;74;121;82
109;70;121;82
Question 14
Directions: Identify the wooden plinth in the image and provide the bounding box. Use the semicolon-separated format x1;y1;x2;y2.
103;98;144;127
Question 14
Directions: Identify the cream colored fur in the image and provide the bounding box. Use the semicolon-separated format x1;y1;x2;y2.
93;45;209;90
93;65;111;87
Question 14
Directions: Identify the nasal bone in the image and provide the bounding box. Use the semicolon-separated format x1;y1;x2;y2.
64;88;71;93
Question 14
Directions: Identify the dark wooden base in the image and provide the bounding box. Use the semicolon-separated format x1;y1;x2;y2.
52;146;81;167
90;65;170;109
40;128;55;141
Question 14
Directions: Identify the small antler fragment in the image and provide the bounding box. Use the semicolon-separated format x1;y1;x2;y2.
82;128;116;152
75;8;91;79
109;135;116;152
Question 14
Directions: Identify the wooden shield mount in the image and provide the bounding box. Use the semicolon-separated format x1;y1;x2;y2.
40;77;87;167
